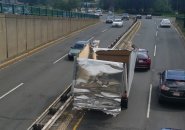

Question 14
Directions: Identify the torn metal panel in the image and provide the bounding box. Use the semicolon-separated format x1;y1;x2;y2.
73;58;124;116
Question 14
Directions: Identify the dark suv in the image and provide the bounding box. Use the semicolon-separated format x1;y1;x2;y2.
158;70;185;103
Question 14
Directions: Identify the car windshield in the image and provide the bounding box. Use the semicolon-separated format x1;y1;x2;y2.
107;16;113;19
73;44;84;49
162;19;170;23
165;80;185;88
123;13;128;16
114;19;122;22
137;52;148;59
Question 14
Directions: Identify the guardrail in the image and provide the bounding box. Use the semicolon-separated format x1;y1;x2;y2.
108;18;138;49
27;18;139;130
27;85;72;130
176;16;185;28
0;2;98;19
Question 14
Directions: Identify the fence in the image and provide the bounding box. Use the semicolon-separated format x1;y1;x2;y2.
0;2;98;19
176;16;185;33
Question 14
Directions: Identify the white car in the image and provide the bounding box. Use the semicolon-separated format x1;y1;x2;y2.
160;19;171;27
112;19;123;27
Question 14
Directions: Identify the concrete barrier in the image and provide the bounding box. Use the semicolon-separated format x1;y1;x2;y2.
17;15;27;54
0;14;98;64
34;16;42;47
0;14;7;63
6;14;18;58
41;17;48;44
26;16;35;50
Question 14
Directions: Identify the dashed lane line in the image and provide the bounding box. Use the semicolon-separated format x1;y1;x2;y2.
53;54;68;64
147;84;152;118
154;44;156;57
0;83;24;100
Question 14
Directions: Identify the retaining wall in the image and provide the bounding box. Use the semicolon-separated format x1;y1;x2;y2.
0;14;98;63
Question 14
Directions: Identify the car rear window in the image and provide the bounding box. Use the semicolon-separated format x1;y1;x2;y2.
166;80;185;87
137;52;148;59
114;19;122;22
74;44;84;49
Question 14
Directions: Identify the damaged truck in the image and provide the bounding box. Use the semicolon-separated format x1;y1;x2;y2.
72;43;137;116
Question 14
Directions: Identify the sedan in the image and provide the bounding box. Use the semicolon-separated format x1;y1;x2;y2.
146;14;152;19
158;70;185;104
136;14;142;19
68;41;89;60
122;13;129;20
160;19;171;27
135;49;151;70
105;16;114;23
112;19;123;27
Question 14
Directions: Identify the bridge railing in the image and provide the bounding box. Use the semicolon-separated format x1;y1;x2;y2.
0;2;98;19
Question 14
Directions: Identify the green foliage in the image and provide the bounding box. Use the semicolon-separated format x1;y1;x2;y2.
153;0;171;12
48;0;81;11
98;0;184;14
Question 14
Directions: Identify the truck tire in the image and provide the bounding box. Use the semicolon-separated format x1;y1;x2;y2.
121;97;128;109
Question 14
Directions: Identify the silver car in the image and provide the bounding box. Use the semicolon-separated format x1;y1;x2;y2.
112;19;123;27
160;19;171;27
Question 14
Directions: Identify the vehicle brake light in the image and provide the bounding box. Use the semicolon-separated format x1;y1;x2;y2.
147;58;151;64
161;85;170;91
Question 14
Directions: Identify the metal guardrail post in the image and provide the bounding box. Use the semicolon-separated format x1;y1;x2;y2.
39;7;41;16
51;9;53;16
57;10;59;17
12;4;15;14
23;5;25;15
0;3;2;13
46;9;48;16
30;6;33;15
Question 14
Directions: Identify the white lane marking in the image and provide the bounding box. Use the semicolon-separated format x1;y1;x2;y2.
102;29;107;32
0;83;24;100
53;54;68;64
154;44;156;57
147;84;152;118
88;37;94;41
156;31;158;37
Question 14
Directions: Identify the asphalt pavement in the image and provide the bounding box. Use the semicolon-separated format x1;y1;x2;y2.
0;15;132;130
75;17;185;130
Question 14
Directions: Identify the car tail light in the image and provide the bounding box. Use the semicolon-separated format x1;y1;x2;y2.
161;85;170;91
147;58;151;64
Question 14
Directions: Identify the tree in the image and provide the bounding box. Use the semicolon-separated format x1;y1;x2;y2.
153;0;171;12
47;0;81;11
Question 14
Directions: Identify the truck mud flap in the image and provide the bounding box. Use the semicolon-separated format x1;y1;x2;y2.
121;97;128;109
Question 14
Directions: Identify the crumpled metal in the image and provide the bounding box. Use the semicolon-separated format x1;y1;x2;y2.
73;58;124;116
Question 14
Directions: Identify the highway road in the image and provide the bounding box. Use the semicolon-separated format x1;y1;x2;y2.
72;18;185;130
0;15;132;130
